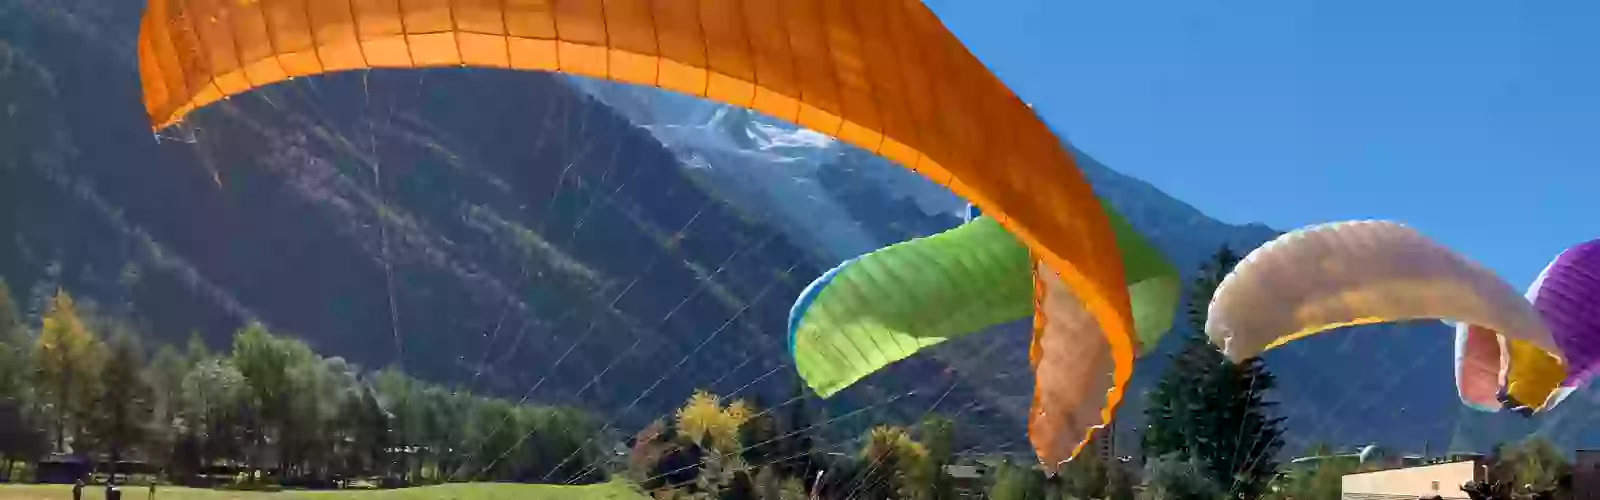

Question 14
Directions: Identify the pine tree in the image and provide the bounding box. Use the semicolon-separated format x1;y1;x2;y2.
1143;246;1286;500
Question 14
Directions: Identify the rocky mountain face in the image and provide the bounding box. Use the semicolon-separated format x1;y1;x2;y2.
0;0;1584;464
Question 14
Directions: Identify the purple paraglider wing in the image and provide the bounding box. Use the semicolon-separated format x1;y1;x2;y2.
1528;239;1600;387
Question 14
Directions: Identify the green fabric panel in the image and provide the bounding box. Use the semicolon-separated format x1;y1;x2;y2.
794;204;1181;398
793;216;1035;398
1102;202;1182;354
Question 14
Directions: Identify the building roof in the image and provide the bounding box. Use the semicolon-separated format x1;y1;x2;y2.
943;465;985;479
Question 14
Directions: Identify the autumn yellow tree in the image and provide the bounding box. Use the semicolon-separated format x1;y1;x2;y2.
863;425;932;500
668;390;757;498
33;290;105;453
674;390;751;454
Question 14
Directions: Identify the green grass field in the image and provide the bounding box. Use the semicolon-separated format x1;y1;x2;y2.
0;482;645;500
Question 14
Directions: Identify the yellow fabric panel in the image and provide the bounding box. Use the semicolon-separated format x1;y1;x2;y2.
1505;337;1569;410
1030;262;1114;471
1455;323;1568;413
1206;221;1561;370
137;0;1138;444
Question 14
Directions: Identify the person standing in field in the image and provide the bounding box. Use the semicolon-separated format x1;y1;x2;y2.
72;478;84;500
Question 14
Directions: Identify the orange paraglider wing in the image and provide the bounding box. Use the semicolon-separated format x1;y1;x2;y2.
137;0;1137;464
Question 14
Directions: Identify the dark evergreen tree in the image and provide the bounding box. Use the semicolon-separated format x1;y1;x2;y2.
721;470;757;500
739;395;783;468
986;461;1048;500
774;378;819;481
0;278;44;479
93;328;156;483
1143;246;1286;500
919;415;957;500
0;400;46;481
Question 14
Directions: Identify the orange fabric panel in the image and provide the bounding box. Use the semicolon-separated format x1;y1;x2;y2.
145;0;192;103
352;0;410;67
603;0;656;56
602;0;658;86
136;0;1136;464
1030;262;1114;471
263;0;324;77
400;0;454;34
504;0;556;39
742;0;797;122
880;1;936;172
138;20;172;115
699;0;755;107
553;0;607;77
458;32;512;68
780;0;842;135
181;0;236;94
307;0;366;71
456;0;508;35
851;0;916;160
234;1;290;86
820;0;882;151
650;0;706;97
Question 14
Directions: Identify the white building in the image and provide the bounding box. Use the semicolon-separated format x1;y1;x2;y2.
1341;459;1485;500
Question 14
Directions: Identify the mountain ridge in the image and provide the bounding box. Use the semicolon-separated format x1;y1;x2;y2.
569;78;1595;456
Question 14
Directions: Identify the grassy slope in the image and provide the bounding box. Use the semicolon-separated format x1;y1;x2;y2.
0;482;644;500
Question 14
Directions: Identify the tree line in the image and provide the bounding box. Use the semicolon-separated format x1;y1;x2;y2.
0;249;1558;500
0;281;604;486
0;247;1290;499
621;386;1143;500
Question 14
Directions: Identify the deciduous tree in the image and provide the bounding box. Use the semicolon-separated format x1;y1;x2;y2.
33;290;105;453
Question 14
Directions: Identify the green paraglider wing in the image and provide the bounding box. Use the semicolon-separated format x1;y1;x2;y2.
789;216;1034;398
789;202;1180;399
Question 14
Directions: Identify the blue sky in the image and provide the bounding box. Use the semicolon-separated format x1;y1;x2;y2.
926;0;1599;286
